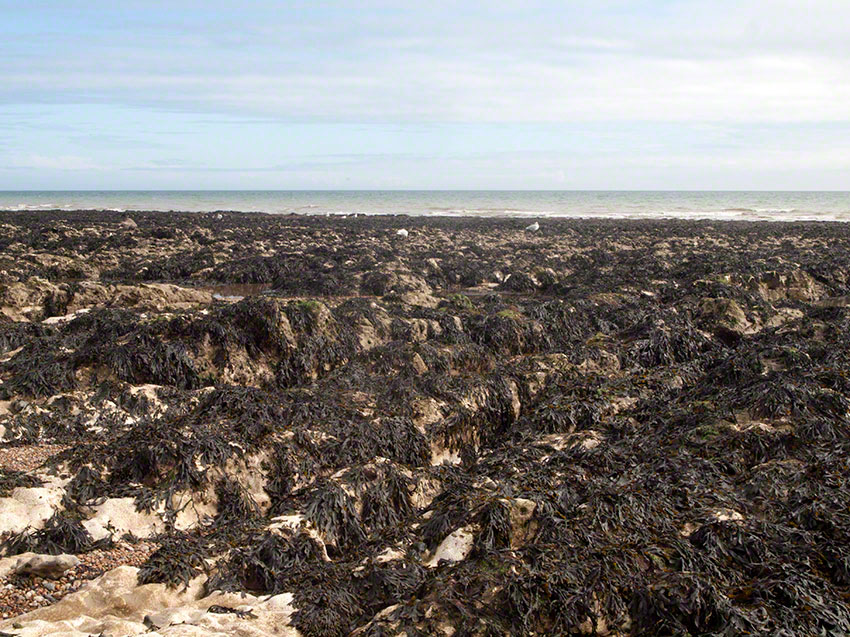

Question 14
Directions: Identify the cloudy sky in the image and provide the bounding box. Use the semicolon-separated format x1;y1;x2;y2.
2;1;849;189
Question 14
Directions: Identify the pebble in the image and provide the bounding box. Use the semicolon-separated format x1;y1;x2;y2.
0;444;68;472
0;541;159;620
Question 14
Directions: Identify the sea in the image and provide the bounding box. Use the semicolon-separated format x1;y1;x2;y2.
2;191;850;222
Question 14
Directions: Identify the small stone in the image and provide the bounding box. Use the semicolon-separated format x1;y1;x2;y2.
43;581;56;591
13;554;80;579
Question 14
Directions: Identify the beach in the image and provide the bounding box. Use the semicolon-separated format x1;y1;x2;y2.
1;209;850;634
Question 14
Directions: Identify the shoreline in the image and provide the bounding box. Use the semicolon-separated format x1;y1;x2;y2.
4;206;850;223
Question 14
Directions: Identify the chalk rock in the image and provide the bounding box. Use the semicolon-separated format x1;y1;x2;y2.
699;297;755;338
0;566;298;636
0;553;80;579
361;270;432;298
0;482;65;535
82;497;165;541
507;498;539;549
119;217;138;229
63;281;212;315
399;291;441;308
737;269;823;303
426;525;477;567
0;276;59;321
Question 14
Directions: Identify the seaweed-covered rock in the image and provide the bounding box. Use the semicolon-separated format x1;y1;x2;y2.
699;297;755;340
3;211;850;635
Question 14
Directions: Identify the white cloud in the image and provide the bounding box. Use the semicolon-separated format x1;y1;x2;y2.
1;1;849;189
2;1;850;124
9;153;103;171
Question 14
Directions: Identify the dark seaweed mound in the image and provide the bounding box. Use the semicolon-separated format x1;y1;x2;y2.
2;210;850;634
0;468;43;496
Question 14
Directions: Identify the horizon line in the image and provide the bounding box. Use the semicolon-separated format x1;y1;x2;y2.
3;189;850;194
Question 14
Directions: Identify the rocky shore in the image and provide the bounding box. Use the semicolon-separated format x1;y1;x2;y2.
1;210;850;635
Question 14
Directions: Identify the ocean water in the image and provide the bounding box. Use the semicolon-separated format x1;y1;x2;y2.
2;191;850;221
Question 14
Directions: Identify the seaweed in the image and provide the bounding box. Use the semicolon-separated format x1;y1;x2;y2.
472;498;512;554
0;344;77;398
214;478;260;523
519;372;606;434
0;469;43;496
291;571;363;637
103;249;215;282
137;533;208;589
468;309;534;356
359;464;415;533
62;465;107;507
207;605;257;619
0;320;53;355
302;479;366;551
2;511;104;556
629;572;749;636
102;334;201;389
206;529;326;594
325;417;430;468
4;211;850;635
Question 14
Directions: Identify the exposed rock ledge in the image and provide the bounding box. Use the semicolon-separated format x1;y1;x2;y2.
0;566;298;637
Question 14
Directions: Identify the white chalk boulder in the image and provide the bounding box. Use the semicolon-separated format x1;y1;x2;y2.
426;525;477;567
0;565;299;636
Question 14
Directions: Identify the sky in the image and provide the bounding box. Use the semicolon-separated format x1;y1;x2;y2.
1;0;849;190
